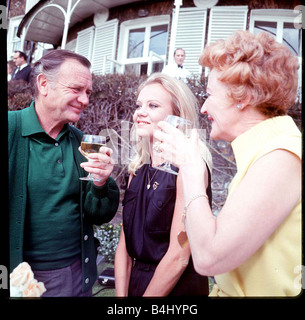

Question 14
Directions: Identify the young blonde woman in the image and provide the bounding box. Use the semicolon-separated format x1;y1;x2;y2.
115;73;212;296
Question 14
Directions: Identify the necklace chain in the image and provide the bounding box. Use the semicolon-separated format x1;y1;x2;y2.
147;167;158;190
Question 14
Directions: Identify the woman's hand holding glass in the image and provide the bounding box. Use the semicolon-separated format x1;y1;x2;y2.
152;115;194;175
154;120;202;170
154;119;208;248
79;135;114;187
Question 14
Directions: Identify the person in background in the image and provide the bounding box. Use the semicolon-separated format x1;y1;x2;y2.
154;30;301;296
8;50;120;297
115;73;212;296
7;60;15;81
11;51;32;82
162;48;191;82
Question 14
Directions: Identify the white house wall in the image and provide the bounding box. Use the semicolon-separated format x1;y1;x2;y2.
207;6;248;45
75;26;95;62
91;19;119;74
74;4;301;80
170;7;207;75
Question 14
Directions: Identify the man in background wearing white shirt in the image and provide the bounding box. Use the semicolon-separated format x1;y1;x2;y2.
162;48;191;82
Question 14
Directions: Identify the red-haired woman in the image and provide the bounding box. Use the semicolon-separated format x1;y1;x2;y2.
154;30;301;297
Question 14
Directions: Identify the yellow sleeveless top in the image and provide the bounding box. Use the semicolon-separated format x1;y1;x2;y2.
210;116;302;297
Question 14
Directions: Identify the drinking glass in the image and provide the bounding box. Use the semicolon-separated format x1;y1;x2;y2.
79;134;106;181
154;115;193;175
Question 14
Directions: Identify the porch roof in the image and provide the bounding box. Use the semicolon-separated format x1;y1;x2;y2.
17;0;142;46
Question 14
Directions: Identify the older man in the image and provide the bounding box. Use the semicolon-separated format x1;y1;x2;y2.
8;50;120;297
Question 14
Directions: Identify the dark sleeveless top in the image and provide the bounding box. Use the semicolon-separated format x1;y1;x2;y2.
122;163;212;296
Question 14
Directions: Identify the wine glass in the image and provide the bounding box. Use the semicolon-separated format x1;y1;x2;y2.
153;115;193;175
79;135;106;181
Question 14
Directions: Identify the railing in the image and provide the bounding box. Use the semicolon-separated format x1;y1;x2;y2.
102;56;124;74
147;51;165;75
102;51;165;75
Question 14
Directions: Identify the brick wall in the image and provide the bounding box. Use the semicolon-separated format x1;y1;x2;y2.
7;0;25;19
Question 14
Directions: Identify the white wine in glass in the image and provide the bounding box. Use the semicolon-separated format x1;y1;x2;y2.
80;134;106;181
154;115;193;175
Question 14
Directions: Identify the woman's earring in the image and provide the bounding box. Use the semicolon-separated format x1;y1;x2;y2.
237;104;242;110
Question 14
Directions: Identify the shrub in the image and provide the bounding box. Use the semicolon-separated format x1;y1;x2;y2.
76;73;144;135
94;223;121;263
8;79;33;111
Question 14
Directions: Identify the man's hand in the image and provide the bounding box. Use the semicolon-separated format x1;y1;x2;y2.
79;146;115;187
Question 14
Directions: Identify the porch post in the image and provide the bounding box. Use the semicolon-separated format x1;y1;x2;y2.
61;0;82;49
169;0;182;62
61;0;72;49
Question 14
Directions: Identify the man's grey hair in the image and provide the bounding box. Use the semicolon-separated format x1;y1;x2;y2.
31;49;91;98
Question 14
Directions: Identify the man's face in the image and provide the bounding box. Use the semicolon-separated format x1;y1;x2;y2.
13;52;24;67
44;59;92;124
174;49;186;66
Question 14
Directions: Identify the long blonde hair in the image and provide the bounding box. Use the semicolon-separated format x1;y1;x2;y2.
128;73;212;175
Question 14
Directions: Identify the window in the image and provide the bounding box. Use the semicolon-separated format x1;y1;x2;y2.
7;16;23;60
118;16;169;75
250;9;302;56
12;26;22;52
127;28;145;59
250;9;302;88
149;25;168;56
254;21;277;38
283;22;301;56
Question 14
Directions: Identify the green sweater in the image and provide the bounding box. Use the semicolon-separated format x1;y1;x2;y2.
8;104;120;292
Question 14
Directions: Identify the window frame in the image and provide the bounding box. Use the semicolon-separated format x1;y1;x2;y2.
249;9;301;56
7;16;24;60
249;9;302;88
117;15;170;72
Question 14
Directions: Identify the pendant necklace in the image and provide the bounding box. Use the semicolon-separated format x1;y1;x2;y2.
147;167;158;190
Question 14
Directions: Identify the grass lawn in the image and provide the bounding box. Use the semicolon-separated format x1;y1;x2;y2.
92;260;115;297
93;283;115;297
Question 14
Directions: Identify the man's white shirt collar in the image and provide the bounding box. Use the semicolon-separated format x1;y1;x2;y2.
19;63;28;71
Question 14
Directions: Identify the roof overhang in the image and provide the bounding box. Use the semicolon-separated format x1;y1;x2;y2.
17;0;142;46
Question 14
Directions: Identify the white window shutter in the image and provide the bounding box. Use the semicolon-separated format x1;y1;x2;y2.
91;19;119;75
207;6;248;45
170;7;207;75
75;26;95;61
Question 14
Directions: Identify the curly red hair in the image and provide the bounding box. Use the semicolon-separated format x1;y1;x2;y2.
199;30;299;117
